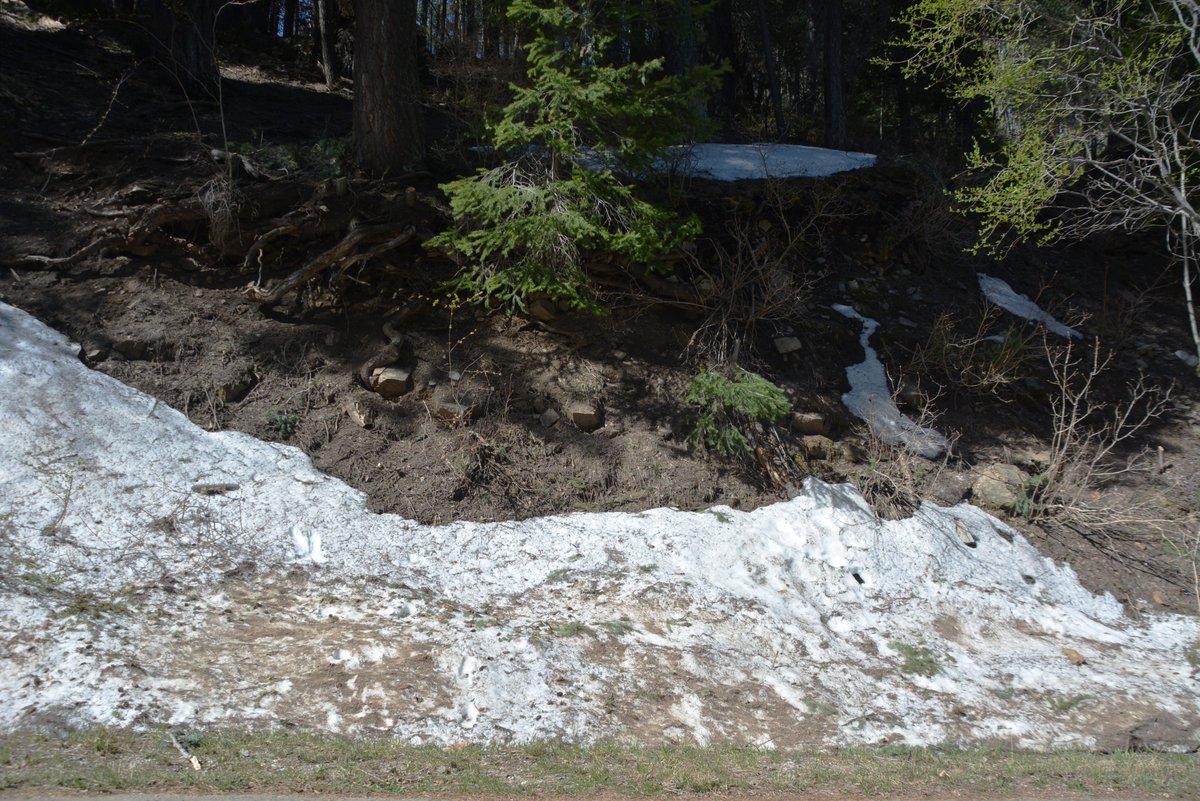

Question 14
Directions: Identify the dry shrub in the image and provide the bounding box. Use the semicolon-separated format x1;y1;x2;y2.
683;179;849;366
915;305;1038;399
1030;338;1171;530
855;384;959;520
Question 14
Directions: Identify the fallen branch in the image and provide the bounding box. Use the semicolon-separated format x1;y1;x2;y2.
245;223;417;306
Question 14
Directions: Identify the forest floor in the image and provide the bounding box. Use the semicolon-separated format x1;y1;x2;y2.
1;0;1198;626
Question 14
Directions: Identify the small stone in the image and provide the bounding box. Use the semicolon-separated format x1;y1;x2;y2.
371;367;414;398
1062;647;1087;666
971;463;1027;511
1151;590;1166;605
434;401;478;424
540;407;561;427
799;434;839;461
449;370;462;382
531;396;548;414
847;279;860;291
344;400;374;428
613;350;627;361
954;519;977;548
405;186;418;206
528;294;557;322
898;317;918;328
570;403;604;432
1019;449;1052;472
790;411;828;436
773;336;803;355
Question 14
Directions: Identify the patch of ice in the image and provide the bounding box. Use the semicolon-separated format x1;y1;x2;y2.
832;303;949;458
978;274;1082;340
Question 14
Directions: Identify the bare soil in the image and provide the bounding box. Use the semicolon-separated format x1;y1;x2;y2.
2;1;1198;622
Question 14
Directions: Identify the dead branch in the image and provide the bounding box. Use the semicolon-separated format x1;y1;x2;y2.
18;234;128;267
245;223;417;306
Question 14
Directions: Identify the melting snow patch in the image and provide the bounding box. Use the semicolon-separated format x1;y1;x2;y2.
833;304;949;458
978;274;1082;340
677;143;876;181
1;301;1197;750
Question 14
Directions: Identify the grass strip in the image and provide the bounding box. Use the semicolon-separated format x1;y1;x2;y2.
0;729;1196;797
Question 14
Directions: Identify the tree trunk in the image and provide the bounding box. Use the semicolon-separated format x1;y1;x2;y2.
140;0;219;99
823;0;847;149
353;0;424;175
315;0;341;89
755;0;785;139
705;0;737;128
283;0;298;37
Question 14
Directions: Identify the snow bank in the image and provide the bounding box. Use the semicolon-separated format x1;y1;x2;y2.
833;303;949;458
979;274;1082;340
677;143;876;181
0;302;1196;750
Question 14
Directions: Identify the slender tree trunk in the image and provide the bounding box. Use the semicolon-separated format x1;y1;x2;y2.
823;0;847;149
353;0;424;175
315;0;341;89
283;0;298;37
755;0;785;139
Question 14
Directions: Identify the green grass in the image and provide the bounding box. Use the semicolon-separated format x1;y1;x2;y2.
889;640;943;677
0;729;1196;797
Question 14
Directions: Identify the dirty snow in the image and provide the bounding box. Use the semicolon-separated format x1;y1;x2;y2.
0;301;1197;750
978;274;1082;340
833;303;950;458
676;143;876;181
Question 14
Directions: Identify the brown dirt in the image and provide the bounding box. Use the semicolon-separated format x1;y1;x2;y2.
1;1;1198;624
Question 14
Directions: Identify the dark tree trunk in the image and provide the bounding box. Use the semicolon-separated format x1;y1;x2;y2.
755;0;785;139
283;0;298;37
823;0;847;149
139;0;219;99
353;0;424;175
704;0;737;127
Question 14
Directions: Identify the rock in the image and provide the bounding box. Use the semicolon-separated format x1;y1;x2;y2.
434;401;478;424
1096;712;1200;753
790;411;828;436
343;399;374;428
570;403;604;432
528;294;558;322
971;463;1027;511
954;519;976;548
1129;713;1200;752
774;336;803;355
540;407;560;427
1062;647;1086;666
370;367;413;398
1018;449;1052;472
217;372;256;404
113;338;149;360
799;435;839;461
531;395;549;414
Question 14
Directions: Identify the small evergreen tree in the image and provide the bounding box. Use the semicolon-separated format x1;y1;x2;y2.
427;0;718;314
